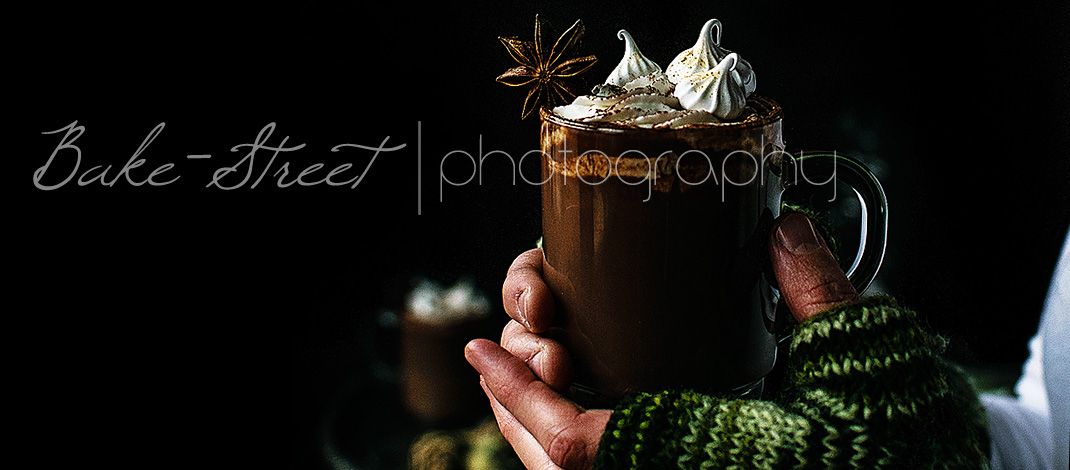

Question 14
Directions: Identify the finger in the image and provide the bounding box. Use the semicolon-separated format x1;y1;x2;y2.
502;248;556;333
500;320;574;392
769;213;859;322
465;339;608;470
480;376;563;470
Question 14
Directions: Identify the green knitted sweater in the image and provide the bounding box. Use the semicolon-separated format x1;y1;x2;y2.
592;297;990;469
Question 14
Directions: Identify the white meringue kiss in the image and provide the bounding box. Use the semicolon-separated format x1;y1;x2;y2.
673;52;748;120
605;30;663;86
553;20;757;126
666;19;723;82
666;19;755;94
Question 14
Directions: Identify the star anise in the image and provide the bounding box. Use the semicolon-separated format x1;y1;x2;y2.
496;15;598;119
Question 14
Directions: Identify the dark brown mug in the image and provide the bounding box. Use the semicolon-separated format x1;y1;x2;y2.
538;96;887;406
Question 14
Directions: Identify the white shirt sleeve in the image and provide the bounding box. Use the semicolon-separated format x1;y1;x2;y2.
1039;231;1069;470
982;229;1070;470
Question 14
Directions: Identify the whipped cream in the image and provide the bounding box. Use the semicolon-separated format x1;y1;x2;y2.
406;278;490;325
552;19;757;126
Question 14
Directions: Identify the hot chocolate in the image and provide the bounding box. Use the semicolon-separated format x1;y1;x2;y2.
537;18;887;406
537;19;779;405
540;97;784;404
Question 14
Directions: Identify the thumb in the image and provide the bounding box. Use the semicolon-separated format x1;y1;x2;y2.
769;213;859;322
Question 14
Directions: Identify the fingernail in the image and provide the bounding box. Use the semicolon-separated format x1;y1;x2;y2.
776;214;823;253
479;375;494;399
517;287;531;328
464;340;484;368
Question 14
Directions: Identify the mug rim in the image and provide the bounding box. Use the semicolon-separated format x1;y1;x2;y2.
540;95;783;133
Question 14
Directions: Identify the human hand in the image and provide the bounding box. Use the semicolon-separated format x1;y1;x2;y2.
466;248;611;469
465;213;857;469
767;212;859;322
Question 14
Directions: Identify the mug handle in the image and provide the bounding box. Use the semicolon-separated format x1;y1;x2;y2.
781;151;888;293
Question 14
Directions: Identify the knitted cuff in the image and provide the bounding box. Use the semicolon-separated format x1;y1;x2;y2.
592;391;689;470
593;391;813;470
785;296;946;392
781;296;990;468
592;297;990;469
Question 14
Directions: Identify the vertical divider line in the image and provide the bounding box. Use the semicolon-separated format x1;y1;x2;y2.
418;121;422;215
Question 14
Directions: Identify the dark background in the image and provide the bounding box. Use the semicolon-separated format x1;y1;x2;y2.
24;1;1068;468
